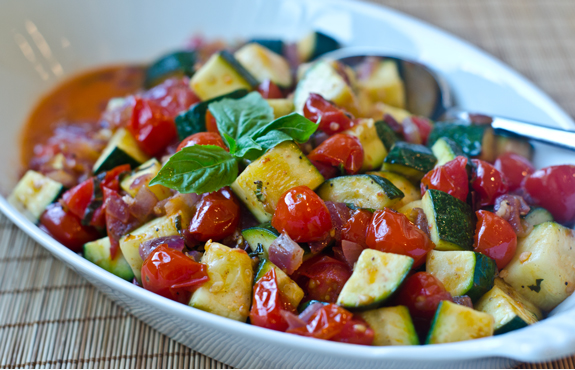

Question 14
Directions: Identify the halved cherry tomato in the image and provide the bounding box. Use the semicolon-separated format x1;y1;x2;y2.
366;209;434;268
143;77;200;117
410;116;433;145
188;187;240;242
494;153;534;191
331;315;375;345
176;132;227;151
307;134;364;175
287;303;352;340
205;109;219;133
141;244;209;304
61;178;93;220
257;79;283;99
341;209;372;248
474;210;517;270
471;159;508;208
101;164;131;192
297;255;352;303
250;269;294;332
421;156;469;202
128;97;178;156
303;93;354;135
39;203;100;252
396;272;453;320
522;165;575;225
271;186;333;243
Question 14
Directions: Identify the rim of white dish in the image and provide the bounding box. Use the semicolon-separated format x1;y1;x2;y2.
1;0;575;364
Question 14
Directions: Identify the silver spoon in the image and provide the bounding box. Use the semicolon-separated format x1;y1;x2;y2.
321;48;575;152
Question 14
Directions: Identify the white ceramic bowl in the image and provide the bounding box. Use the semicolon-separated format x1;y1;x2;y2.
1;0;575;368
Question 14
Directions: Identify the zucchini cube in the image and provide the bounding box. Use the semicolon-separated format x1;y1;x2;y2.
8;170;63;223
120;158;172;201
93;128;150;174
426;301;494;344
234;43;292;88
358;59;406;109
382;142;437;182
255;259;304;308
344;118;387;171
83;237;134;281
359;306;419;346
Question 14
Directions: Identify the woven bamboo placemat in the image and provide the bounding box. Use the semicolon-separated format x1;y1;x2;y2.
2;0;575;368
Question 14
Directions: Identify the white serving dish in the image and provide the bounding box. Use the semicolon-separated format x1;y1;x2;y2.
1;0;575;367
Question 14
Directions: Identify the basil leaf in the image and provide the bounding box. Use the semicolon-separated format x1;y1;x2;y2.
149;145;238;194
235;135;263;159
254;130;293;151
222;133;238;155
255;113;318;143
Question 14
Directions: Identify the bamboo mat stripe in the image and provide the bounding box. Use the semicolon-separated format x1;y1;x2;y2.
2;0;575;368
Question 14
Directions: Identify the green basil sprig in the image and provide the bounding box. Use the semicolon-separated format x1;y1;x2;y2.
149;92;318;194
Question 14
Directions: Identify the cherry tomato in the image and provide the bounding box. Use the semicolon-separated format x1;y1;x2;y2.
494;153;535;191
471;159;508;208
331;315;374;345
522;165;575;225
143;77;200;117
188;187;240;242
410;116;433;145
271;186;333;243
297;255;352;303
39;203;100;252
397;272;453;320
307;134;364;175
61;178;94;220
205;109;219;133
341;209;372;248
421;156;469;202
287;303;352;340
366;209;434;269
101;164;131;192
256;79;283;99
128;97;178;156
141;244;209;304
250;269;294;332
474;210;517;270
303;93;353;135
176;132;227;151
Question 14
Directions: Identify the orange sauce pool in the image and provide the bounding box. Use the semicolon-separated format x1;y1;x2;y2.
20;65;146;168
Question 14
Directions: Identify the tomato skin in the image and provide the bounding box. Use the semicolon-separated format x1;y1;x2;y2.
298;255;352;303
303;93;353;135
102;164;131;192
522;165;575;225
271;186;333;243
205;109;219;133
250;269;293;332
39;203;100;252
471;159;508;208
341;210;372;248
176;132;227;151
307;134;364;175
397;272;453;320
61;178;94;220
287;303;352;340
494;153;535;191
366;209;434;268
188;188;240;242
474;210;517;270
421;156;469;202
331;315;375;345
141;244;209;304
128;97;178;156
256;79;283;99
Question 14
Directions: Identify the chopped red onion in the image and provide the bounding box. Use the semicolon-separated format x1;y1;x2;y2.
106;192;130;223
356;56;380;80
139;236;186;261
410;207;431;237
186;250;203;263
129;186;159;221
281;310;307;331
383;114;403;135
269;233;304;275
402;117;422;145
494;194;531;237
311;130;331;148
341;240;364;268
164;192;200;217
129;173;154;191
453;296;473;308
299;302;325;323
308;235;332;254
325;201;350;242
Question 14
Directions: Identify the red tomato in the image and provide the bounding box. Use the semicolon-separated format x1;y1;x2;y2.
176;132;227;151
271;186;333;243
397;272;453;320
494;153;535;191
341;210;372;248
188;187;240;242
39;203;100;252
331;315;375;345
522;165;575;225
128;97;178;156
287;304;352;340
250;269;294;332
297;255;352;303
141;244;209;304
366;209;434;268
256;79;283;99
421;156;469;202
411;116;433;145
205;109;219;133
61;178;94;220
474;210;517;270
303;93;353;135
143;77;200;117
471;159;508;208
101;164;131;192
307;134;364;175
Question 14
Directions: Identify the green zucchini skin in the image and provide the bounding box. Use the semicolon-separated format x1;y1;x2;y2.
242;223;280;259
523;207;554;226
144;50;196;88
427;121;486;157
422;189;475;251
425;300;494;344
248;39;285;56
431;137;467;166
297;300;329;313
468;253;498;301
93;148;141;175
83;237;135;281
374;120;400;152
219;50;260;87
382;142;437;181
175;89;248;140
299;31;340;61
